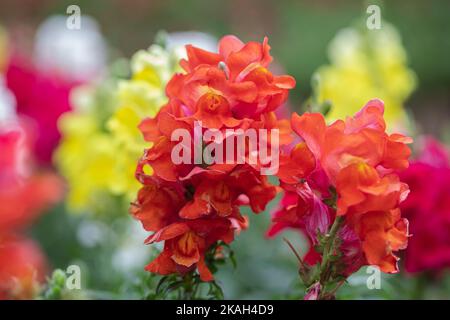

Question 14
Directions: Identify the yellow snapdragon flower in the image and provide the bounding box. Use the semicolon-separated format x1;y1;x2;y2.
55;44;182;213
313;22;417;130
107;45;182;198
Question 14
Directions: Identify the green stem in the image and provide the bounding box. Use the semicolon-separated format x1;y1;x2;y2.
182;272;195;299
320;217;343;274
317;216;344;298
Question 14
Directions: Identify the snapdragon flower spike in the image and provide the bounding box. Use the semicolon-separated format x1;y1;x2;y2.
132;35;294;282
269;99;412;298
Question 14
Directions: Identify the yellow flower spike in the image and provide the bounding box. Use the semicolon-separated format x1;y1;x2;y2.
313;22;417;131
105;45;183;196
55;112;116;211
55;44;182;214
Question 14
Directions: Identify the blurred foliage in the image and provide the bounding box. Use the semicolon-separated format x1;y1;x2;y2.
1;0;448;135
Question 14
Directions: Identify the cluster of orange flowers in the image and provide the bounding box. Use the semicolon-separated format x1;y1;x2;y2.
270;100;412;277
131;35;295;281
131;35;413;289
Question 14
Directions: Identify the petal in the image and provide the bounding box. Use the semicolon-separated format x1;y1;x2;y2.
273;75;296;89
382;133;412;170
344;99;386;134
218;35;245;58
171;232;202;267
145;249;178;275
182;45;221;71
197;256;214;282
277;142;316;184
145;222;189;244
291;112;326;158
179;199;210;219
227;42;267;79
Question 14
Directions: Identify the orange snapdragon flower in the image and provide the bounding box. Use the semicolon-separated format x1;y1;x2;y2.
270;99;412;274
132;165;269;280
178;35;295;119
336;162;409;216
144;218;236;281
347;209;409;273
131;35;295;281
290;99;411;184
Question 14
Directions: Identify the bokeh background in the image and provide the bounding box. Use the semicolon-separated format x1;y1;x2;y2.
2;0;449;136
1;0;449;299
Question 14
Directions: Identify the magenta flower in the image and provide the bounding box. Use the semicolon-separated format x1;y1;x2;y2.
400;137;450;273
5;56;75;165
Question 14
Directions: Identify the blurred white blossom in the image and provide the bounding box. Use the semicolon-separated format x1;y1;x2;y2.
34;15;107;82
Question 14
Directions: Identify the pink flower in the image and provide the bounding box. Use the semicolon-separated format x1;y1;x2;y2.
5;56;75;165
0;122;62;299
400;137;450;273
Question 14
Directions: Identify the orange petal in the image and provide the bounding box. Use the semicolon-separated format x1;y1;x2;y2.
197;256;214;282
145;222;190;244
291;112;326;158
145;249;178;275
219;35;245;58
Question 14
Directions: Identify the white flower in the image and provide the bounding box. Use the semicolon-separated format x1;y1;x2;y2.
33;15;107;82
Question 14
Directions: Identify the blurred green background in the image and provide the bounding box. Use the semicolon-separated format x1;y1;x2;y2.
1;0;449;136
1;0;449;299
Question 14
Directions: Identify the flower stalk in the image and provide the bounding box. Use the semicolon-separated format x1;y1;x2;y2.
292;216;345;300
317;216;344;299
